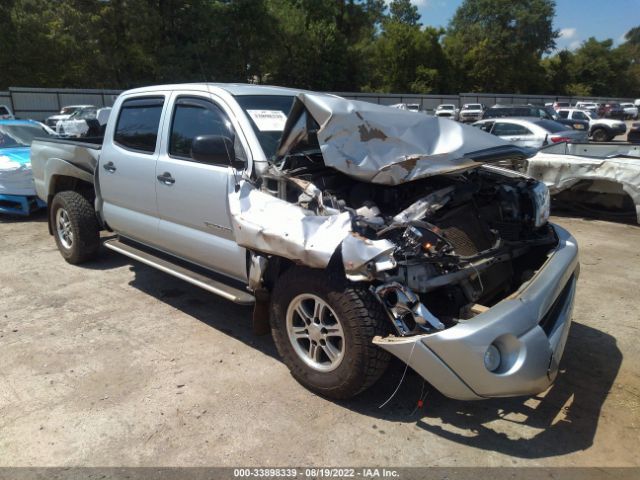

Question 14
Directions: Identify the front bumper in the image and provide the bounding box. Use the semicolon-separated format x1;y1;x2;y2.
460;113;482;122
606;124;627;136
373;223;579;400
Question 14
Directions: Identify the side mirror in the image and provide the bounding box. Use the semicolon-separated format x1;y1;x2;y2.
191;134;244;169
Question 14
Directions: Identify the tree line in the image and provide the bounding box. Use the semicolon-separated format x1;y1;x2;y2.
1;0;638;97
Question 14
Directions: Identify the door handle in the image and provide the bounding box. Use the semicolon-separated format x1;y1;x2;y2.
103;161;116;173
157;172;175;185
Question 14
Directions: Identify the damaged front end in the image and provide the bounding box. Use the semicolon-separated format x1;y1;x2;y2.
232;93;578;399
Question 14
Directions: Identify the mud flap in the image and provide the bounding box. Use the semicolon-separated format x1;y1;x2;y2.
252;288;271;335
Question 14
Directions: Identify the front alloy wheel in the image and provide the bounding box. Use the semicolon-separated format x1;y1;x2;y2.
286;294;345;372
270;266;390;399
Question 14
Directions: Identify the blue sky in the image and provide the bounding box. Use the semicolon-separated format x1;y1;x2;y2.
410;0;640;51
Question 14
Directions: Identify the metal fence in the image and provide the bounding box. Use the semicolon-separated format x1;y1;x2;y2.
7;87;121;121
335;92;637;113
0;90;12;112
2;86;637;120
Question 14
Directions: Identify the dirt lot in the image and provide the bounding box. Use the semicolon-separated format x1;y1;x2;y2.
0;212;639;467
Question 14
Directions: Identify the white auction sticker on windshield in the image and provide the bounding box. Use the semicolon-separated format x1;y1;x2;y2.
247;110;287;131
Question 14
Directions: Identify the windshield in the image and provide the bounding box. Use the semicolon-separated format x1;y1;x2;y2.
439;105;454;110
69;108;97;120
0;123;52;148
234;94;296;159
585;110;600;119
465;104;482;109
61;106;82;115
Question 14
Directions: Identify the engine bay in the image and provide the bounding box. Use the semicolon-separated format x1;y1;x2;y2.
257;151;557;336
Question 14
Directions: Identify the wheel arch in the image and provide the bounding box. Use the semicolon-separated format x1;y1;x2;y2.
46;174;96;235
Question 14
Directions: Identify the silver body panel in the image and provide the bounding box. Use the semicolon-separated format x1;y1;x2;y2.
374;224;578;400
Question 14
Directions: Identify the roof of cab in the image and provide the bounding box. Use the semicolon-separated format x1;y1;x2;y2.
121;83;305;97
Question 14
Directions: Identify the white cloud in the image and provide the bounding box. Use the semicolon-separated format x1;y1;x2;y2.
559;27;577;39
569;40;581;50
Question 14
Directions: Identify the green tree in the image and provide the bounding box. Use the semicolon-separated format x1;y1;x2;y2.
368;21;449;93
389;0;420;26
444;0;557;93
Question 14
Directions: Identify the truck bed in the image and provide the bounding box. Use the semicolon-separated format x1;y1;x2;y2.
538;141;640;159
528;142;640;223
30;137;102;202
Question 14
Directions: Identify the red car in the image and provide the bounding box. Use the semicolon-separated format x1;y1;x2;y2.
598;102;625;119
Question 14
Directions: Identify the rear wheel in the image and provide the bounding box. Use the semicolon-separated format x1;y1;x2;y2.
270;267;390;399
591;128;608;142
50;191;100;264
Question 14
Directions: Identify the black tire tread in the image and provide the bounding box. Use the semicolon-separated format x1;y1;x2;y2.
51;190;100;264
591;127;608;142
270;267;390;399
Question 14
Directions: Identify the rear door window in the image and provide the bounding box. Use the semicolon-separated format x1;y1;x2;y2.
493;123;532;136
0;106;9;115
114;97;165;153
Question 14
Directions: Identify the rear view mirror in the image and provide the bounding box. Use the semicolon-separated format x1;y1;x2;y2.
191;134;244;169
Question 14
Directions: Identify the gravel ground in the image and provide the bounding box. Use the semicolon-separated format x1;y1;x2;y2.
0;212;639;467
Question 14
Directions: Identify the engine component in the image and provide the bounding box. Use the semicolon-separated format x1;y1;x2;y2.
342;233;396;281
392;186;455;224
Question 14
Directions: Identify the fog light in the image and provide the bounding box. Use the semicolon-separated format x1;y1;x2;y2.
484;344;501;372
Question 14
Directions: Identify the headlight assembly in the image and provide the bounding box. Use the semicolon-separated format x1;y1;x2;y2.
531;181;550;228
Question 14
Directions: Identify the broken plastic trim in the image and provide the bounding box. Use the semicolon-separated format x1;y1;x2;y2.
373;282;445;336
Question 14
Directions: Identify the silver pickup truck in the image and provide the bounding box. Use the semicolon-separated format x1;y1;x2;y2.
30;84;579;401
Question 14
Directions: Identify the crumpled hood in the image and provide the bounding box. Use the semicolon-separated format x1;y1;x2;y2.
0;147;36;195
276;93;531;185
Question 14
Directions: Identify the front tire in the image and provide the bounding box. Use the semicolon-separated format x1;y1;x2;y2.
591;128;608;142
50;191;100;264
270;267;390;399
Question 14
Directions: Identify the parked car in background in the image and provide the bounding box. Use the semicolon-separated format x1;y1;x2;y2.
556;108;627;142
574;101;599;113
389;103;421;113
434;104;459;120
620;102;639;120
628;122;640;143
598;102;625;119
45;104;95;128
0;105;14;120
472;117;588;148
56;107;111;137
482;104;589;131
0;120;53;215
458;103;485;123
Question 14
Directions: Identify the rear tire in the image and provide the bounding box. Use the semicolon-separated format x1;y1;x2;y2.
591;128;608;142
50;191;100;264
270;267;390;399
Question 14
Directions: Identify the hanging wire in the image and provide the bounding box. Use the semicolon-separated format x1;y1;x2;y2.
378;339;417;409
